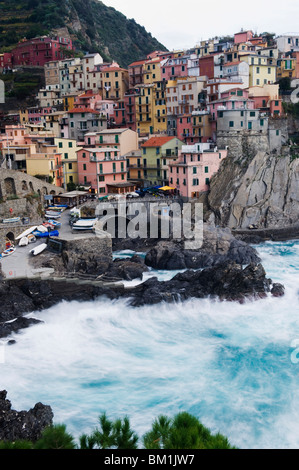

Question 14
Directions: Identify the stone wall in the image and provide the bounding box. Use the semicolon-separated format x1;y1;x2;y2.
58;227;113;276
0;168;60;201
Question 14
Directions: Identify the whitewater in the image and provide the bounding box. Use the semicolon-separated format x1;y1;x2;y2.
1;240;299;449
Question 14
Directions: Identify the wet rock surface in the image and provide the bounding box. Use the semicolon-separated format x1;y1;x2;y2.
0;390;53;442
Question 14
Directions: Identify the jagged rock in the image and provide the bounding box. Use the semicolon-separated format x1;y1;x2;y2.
0;390;53;442
0;317;42;340
128;261;275;307
145;226;260;270
107;255;148;281
271;283;285;297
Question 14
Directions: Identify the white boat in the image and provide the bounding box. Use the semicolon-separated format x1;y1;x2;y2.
36;225;48;233
1;217;21;224
29;243;47;256
16;226;38;240
27;234;36;244
72;219;97;230
19;237;29;247
45;212;61;219
1;247;16;257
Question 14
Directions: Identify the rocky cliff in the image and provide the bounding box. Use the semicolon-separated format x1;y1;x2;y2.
208;118;299;230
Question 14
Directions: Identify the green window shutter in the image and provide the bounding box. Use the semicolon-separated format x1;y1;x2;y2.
205;166;209;173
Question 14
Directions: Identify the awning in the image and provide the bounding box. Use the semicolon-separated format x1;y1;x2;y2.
159;186;175;191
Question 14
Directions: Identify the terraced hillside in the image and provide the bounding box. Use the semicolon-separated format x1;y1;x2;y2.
0;0;167;67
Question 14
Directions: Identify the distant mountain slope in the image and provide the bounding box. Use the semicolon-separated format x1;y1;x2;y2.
0;0;168;67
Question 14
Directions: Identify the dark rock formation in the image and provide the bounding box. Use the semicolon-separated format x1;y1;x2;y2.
0;390;53;442
145;225;260;271
102;255;148;282
0;317;42;340
271;283;285;297
128;262;272;307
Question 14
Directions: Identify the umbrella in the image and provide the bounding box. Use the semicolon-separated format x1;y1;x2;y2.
159;186;175;191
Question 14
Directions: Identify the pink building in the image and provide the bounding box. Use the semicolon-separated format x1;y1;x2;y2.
161;57;189;81
234;30;254;45
73;90;102;110
169;143;227;199
0;53;12;71
11;36;73;67
77;147;127;195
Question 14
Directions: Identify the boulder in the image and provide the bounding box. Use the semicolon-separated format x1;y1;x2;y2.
0;390;53;442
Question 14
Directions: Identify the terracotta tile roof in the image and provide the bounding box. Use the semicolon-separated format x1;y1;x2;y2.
129;60;147;67
141;136;175;148
223;61;242;66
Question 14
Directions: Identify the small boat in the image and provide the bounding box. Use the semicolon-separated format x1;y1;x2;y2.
47;219;61;228
2;217;21;224
45;212;61;219
27;234;36;244
19;237;29;247
30;243;47;256
1;247;16;257
43;222;55;230
36;225;48;233
72;218;97;230
33;230;59;238
16;226;38;240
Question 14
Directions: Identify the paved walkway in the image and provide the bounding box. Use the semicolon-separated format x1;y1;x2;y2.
1;206;96;280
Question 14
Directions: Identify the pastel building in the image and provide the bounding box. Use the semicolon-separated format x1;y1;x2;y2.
97;128;139;156
141;136;184;186
169;143;227;199
240;54;276;86
77;147;127;195
55;138;82;189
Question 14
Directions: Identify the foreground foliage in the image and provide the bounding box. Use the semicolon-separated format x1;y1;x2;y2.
0;412;236;449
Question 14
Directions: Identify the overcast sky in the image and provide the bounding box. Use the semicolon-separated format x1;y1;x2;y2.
103;0;299;50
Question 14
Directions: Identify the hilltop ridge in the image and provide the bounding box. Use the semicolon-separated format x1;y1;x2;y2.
0;0;168;67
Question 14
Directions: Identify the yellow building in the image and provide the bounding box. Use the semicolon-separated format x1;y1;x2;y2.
135;82;167;136
240;54;276;86
100;66;129;101
143;58;162;84
55;137;82;189
26;152;62;187
277;57;296;79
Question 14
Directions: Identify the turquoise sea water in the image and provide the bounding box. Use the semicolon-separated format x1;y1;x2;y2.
1;240;299;449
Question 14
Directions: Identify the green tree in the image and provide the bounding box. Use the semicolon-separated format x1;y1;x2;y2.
79;413;138;449
143;412;236;450
34;424;77;450
142;415;171;449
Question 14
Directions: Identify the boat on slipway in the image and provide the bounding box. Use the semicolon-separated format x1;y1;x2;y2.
72;219;97;231
1;247;16;257
15;226;38;241
19;237;29;247
29;243;47;256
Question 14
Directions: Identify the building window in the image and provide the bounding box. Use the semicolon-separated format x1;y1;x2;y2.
204;166;208;173
68;142;73;148
58;142;63;148
99;175;105;182
68;163;72;170
83;164;87;171
193;167;197;174
229;121;234;128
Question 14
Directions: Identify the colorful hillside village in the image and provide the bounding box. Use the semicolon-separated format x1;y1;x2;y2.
0;29;297;199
